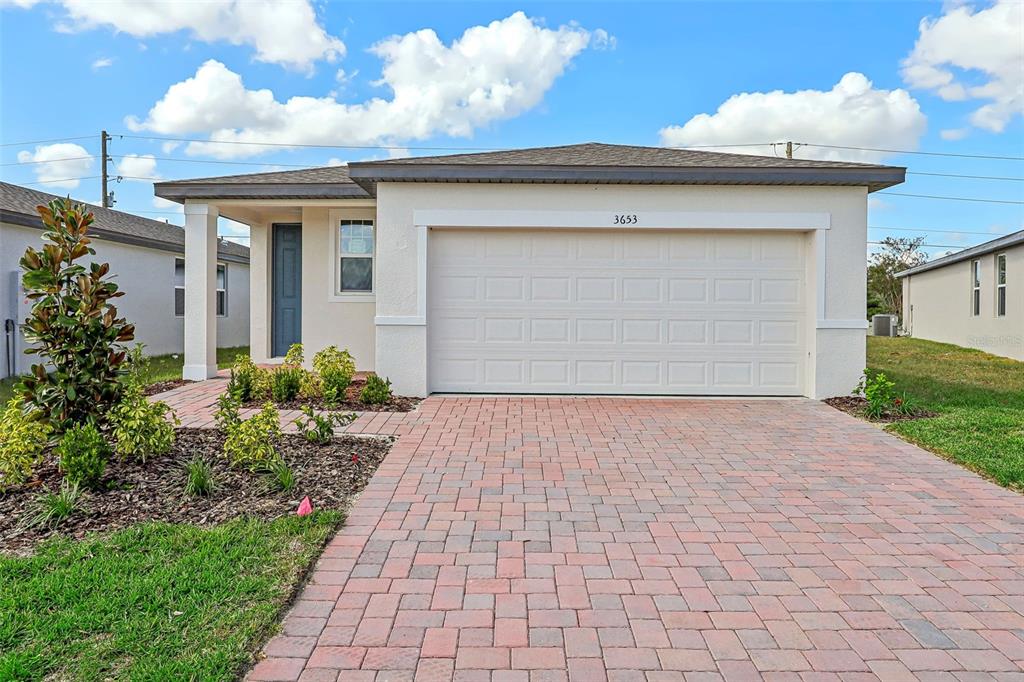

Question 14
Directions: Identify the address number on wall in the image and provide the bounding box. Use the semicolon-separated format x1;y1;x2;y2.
613;214;639;225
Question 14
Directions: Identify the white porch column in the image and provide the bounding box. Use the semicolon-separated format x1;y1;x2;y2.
248;221;273;363
182;203;219;380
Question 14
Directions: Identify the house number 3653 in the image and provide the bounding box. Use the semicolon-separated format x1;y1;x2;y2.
613;214;638;225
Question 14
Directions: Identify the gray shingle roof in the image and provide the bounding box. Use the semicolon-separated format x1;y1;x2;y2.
155;142;905;200
361;142;893;169
0;181;249;261
897;229;1024;278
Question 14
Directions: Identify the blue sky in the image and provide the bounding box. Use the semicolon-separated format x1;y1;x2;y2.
1;0;1020;254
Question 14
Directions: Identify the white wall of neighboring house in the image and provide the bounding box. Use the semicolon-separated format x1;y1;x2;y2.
902;244;1023;361
0;220;250;379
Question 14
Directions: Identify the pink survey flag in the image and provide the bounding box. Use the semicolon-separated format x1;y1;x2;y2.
297;496;313;516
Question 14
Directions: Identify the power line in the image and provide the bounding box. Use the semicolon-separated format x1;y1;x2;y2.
0;134;95;148
869;225;1012;237
20;175;101;186
906;170;1024;182
878;191;1024;205
798;142;1024;161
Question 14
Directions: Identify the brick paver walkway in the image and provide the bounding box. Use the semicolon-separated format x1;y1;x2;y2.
241;397;1024;681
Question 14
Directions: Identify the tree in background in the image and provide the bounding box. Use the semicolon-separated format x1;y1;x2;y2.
18;199;135;433
867;236;927;319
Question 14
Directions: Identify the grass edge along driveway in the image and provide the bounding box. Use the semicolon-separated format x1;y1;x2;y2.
0;512;341;680
867;336;1023;492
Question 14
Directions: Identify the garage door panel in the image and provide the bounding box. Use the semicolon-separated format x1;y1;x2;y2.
428;229;806;395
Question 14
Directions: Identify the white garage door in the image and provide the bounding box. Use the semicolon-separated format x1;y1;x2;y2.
428;229;807;395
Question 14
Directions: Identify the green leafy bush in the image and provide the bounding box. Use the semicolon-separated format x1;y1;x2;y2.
0;398;51;491
228;355;270;402
299;371;323;400
264;457;296;492
25;482;80;529
108;383;177;461
293;406;356;445
214;391;241;430
56;423;110;488
283;343;304;367
223;402;281;470
855;370;898;419
18;198;135;433
271;366;304;402
123;343;152;389
183;457;215;497
313;346;355;405
359;375;392;405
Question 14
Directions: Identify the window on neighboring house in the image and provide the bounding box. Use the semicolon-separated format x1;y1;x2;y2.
971;259;981;316
996;253;1006;317
338;220;374;293
174;258;227;316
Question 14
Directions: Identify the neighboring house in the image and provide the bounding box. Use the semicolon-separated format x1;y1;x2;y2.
0;181;250;379
154;142;905;398
898;230;1022;361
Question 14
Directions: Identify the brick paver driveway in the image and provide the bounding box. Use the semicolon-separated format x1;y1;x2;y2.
250;398;1024;681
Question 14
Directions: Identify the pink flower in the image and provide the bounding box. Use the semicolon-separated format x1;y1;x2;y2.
351;454;359;463
297;496;313;516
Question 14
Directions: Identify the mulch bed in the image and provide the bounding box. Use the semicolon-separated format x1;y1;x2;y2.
143;379;193;396
824;396;935;423
245;376;420;413
0;428;391;555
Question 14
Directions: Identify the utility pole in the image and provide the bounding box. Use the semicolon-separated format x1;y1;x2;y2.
785;141;793;159
100;130;113;208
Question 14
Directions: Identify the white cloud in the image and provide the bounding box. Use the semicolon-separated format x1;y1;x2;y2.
940;127;970;140
659;72;927;162
152;196;179;210
902;0;1023;133
91;57;113;70
7;0;344;71
17;142;94;189
116;153;160;181
125;12;596;158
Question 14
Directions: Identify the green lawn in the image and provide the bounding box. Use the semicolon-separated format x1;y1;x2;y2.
0;513;341;680
868;336;1024;491
0;346;248;403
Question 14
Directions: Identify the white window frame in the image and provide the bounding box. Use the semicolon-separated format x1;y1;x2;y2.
327;211;375;302
996;253;1006;317
174;257;228;317
971;259;981;317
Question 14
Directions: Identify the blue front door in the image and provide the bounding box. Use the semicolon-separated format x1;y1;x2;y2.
272;223;302;357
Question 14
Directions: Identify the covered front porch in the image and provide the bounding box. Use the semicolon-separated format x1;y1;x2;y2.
156;169;378;381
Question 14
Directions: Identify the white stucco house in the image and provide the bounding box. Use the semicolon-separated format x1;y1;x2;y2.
0;181;250;379
154;143;905;398
898;230;1022;361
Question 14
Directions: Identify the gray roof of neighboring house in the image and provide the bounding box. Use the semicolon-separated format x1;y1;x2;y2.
0;181;249;262
896;229;1024;278
155;142;905;201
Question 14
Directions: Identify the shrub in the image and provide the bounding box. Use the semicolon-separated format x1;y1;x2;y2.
214;391;241;430
360;375;392;405
223;402;281;470
271;366;304;402
108;383;177;461
313;346;355;405
123;343;152;389
264;457;296;492
855;370;898;419
299;371;323;400
283;343;304;367
229;355;269;402
18;198;135;433
293;406;356;445
0;398;51;491
25;482;80;529
56;423;110;488
183;457;215;497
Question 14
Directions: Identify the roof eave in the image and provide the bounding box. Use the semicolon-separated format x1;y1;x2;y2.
346;164;906;194
153;182;370;202
897;234;1024;278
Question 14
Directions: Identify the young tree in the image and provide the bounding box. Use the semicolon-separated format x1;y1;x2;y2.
867;236;927;318
18;199;135;432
